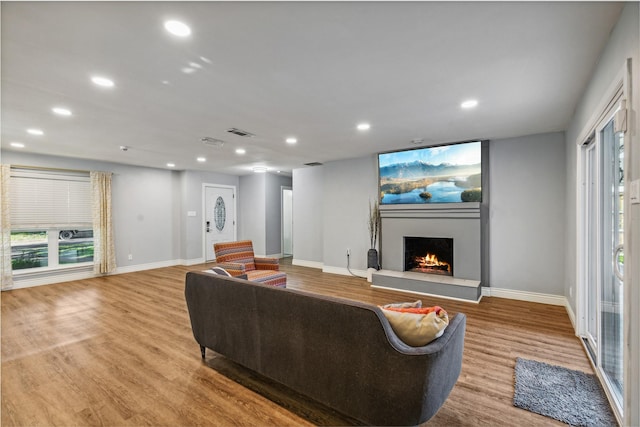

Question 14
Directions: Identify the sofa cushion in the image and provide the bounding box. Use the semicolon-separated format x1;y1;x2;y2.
381;305;449;347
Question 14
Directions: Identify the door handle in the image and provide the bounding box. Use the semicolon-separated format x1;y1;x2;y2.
206;221;211;233
614;244;624;281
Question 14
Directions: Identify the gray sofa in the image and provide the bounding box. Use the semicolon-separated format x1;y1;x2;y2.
185;271;466;426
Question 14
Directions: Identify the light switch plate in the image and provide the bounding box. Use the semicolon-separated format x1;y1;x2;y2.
630;179;640;205
187;211;197;217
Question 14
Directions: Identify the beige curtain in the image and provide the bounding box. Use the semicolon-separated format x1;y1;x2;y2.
1;165;12;289
91;171;116;274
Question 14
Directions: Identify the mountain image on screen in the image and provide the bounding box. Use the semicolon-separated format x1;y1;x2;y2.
378;141;482;204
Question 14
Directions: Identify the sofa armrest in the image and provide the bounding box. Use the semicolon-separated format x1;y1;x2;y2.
215;262;247;277
254;257;279;271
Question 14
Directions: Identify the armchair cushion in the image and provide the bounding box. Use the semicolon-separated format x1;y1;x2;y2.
255;256;280;271
213;240;257;271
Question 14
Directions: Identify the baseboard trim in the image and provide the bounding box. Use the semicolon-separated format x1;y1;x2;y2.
565;300;576;329
113;259;181;275
292;259;323;269
9;269;95;290
322;265;367;278
481;286;567;306
182;257;206;266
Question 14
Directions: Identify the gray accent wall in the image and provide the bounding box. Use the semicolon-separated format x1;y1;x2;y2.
292;166;324;264
565;2;639;313
238;172;292;256
292;133;567;295
180;170;239;261
489;132;566;295
239;173;267;254
265;173;293;256
1;151;181;267
322;156;378;271
1;151;245;267
563;5;639;423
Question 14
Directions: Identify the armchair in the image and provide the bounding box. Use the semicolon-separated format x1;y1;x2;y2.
213;240;286;288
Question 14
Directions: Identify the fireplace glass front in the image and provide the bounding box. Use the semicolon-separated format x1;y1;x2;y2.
404;237;453;276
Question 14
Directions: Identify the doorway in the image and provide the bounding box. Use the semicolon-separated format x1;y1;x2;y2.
579;93;625;418
203;184;237;262
281;187;293;257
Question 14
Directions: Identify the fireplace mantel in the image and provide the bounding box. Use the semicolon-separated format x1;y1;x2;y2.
380;202;480;219
379;202;481;283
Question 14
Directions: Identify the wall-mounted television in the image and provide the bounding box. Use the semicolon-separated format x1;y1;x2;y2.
378;140;482;204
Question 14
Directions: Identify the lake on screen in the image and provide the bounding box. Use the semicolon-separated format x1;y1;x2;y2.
382;181;464;204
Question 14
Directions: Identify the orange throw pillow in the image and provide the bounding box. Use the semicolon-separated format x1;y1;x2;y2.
380;305;449;346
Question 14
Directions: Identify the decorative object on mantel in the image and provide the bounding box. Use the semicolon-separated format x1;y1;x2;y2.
367;199;381;271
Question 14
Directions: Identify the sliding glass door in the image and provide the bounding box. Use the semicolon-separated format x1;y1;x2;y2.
581;103;625;415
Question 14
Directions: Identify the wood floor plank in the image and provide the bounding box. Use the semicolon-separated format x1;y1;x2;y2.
2;260;594;426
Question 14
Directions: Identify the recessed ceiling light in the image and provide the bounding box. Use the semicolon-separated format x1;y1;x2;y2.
189;62;202;69
166;162;176;168
461;99;478;109
10;142;25;148
200;56;212;64
162;80;170;85
286;137;297;144
196;157;206;162
181;67;196;74
164;20;191;37
253;166;267;173
52;107;72;116
235;148;246;155
91;76;115;87
27;128;44;135
357;123;371;131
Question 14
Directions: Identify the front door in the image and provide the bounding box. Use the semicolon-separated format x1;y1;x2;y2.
204;185;236;262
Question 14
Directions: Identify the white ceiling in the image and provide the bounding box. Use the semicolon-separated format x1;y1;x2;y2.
1;1;623;175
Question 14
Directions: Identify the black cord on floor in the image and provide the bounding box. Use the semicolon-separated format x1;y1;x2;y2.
346;253;367;279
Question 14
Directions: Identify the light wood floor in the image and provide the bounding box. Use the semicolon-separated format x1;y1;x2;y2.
2;261;592;426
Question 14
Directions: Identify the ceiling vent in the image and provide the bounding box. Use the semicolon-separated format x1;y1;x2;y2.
201;137;225;148
304;162;323;167
226;127;255;138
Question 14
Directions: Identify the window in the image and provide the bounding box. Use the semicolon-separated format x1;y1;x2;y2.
9;168;93;272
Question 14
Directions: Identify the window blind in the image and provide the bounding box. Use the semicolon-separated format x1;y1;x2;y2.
10;168;92;229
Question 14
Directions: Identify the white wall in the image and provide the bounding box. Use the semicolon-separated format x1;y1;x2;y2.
489;132;566;294
292;166;324;265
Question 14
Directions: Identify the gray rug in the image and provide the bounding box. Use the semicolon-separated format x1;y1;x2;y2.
513;358;616;427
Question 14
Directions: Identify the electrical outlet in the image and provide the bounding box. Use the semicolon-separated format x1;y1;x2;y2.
346;248;350;256
128;254;133;261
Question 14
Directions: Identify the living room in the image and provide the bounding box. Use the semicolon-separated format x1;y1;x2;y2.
1;2;639;426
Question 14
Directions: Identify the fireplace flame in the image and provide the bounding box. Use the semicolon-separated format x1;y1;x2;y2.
415;253;451;272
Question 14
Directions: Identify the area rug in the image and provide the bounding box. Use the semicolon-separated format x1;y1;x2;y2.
513;358;616;427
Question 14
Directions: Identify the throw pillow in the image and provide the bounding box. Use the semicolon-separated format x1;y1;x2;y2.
209;266;232;276
382;300;422;309
381;305;449;347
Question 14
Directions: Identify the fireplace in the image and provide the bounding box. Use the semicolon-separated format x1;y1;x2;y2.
404;237;453;276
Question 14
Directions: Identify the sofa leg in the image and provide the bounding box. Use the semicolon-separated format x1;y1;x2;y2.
200;345;206;359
